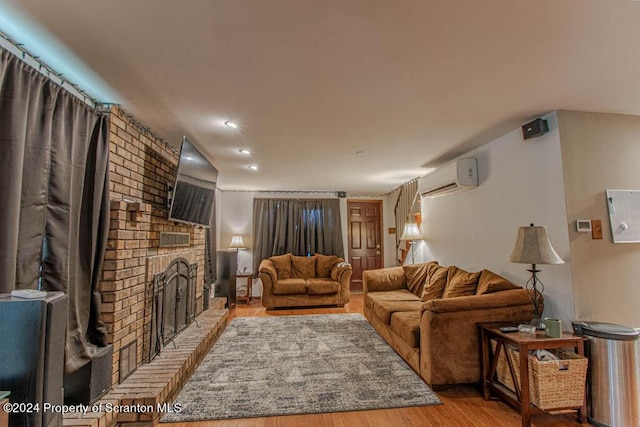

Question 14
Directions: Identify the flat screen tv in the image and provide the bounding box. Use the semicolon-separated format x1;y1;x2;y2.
168;137;218;227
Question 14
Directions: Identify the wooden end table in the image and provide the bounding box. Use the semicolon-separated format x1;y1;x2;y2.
235;273;253;304
478;323;587;427
0;391;9;427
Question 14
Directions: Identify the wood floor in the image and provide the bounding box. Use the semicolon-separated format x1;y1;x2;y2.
163;294;589;427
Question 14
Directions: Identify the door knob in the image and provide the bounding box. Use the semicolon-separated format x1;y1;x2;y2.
376;251;381;255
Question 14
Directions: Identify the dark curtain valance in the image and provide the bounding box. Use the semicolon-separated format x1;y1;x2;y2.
252;198;344;274
0;47;110;373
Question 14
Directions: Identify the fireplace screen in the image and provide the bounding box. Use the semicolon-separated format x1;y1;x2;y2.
149;258;197;361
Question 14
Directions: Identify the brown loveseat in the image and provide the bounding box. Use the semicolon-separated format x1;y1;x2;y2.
363;262;537;387
259;253;352;310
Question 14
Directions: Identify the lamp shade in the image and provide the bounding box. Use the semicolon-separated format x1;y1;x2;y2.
229;234;246;250
509;224;564;265
399;222;422;241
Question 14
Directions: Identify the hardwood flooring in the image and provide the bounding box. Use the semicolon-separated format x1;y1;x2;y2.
163;294;589;427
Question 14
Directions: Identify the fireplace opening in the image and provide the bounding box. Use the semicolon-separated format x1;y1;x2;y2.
149;257;197;361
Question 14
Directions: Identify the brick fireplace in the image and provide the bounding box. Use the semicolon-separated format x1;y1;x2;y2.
99;106;207;387
147;252;200;363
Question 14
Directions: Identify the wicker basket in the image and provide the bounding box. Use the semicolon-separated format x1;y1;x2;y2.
492;341;587;410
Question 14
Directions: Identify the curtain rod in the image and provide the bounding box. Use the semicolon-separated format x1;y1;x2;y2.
0;31;99;108
218;189;389;197
96;104;173;150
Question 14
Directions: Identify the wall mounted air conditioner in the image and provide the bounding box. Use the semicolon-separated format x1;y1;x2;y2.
418;158;478;198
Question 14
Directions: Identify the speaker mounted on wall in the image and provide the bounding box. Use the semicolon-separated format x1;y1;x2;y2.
336;191;347;198
522;118;549;140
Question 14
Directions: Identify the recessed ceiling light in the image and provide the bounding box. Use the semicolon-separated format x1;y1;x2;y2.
239;149;251;155
248;165;258;170
225;120;238;129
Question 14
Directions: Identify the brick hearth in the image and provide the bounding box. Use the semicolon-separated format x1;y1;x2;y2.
63;299;228;427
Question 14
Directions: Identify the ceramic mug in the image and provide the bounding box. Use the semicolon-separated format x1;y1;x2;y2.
543;318;562;338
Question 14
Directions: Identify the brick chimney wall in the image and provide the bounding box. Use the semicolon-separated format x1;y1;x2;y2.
100;106;207;386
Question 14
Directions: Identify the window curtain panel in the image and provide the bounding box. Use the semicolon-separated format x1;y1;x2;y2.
0;48;110;373
252;198;344;274
204;192;217;289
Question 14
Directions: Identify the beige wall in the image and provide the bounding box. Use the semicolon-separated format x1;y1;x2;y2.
419;112;575;323
217;191;394;296
558;110;640;327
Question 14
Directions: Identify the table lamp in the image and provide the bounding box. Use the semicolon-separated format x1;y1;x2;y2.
509;223;564;329
400;222;423;264
229;235;247;273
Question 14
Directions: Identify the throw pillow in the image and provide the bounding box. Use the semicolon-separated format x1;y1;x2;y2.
270;253;292;280
476;269;519;295
421;265;449;302
292;255;317;278
443;266;481;298
403;262;438;297
315;253;339;278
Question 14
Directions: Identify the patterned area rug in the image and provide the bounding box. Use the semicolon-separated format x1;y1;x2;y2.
161;313;440;422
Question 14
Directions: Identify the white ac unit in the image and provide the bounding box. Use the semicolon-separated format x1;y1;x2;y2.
418;158;478;198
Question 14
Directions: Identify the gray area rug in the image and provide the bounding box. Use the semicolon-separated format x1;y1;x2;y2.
161;313;441;422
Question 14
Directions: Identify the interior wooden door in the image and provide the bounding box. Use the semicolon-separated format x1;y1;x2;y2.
347;200;383;292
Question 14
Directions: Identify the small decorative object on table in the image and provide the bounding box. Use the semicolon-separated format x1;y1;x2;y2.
543;318;562;338
517;324;536;334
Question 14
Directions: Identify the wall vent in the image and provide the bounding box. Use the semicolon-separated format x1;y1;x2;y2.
636;328;640;403
159;232;190;247
119;340;137;382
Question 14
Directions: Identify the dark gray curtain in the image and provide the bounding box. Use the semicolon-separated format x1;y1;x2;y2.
204;192;217;286
252;198;344;274
0;48;110;373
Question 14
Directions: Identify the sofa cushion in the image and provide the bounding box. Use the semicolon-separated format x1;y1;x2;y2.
390;311;421;349
403;262;439;297
306;278;340;295
443;266;481;299
372;299;423;325
271;253;292;280
363;266;406;292
292;255;317;278
315;253;339;278
272;278;307;295
421;265;449;302
476;269;519;295
365;289;420;309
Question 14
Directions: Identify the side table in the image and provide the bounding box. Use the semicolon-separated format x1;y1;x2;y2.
0;391;9;427
478;323;587;427
235;273;253;304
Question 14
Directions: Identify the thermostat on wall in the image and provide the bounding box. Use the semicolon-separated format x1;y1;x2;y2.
576;220;592;233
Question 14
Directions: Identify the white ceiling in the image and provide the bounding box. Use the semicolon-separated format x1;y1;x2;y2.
4;0;640;194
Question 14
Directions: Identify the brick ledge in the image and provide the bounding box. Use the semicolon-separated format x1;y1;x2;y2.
63;301;228;427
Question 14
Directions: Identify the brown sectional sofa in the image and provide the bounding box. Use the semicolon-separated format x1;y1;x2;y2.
363;262;537;387
259;253;352;309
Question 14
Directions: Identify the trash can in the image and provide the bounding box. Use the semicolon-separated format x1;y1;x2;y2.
572;321;640;427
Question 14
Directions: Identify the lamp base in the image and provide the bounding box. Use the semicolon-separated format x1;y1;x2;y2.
529;317;546;331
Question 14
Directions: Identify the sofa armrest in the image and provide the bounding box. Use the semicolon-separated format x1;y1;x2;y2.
363;266;406;293
331;260;353;303
419;288;537;386
330;262;352;282
259;259;278;293
421;288;533;314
